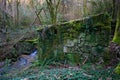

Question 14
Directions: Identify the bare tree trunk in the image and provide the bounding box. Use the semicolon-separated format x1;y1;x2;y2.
112;0;118;22
16;0;20;26
83;0;87;16
46;0;61;25
12;0;19;27
1;0;7;33
111;0;118;35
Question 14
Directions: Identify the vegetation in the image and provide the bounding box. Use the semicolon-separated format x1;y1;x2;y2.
115;63;120;75
0;0;120;80
112;0;120;75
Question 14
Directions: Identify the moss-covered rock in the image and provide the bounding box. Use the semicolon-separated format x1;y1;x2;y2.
103;48;113;64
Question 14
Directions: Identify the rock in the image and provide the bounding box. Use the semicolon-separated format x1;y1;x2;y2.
109;42;120;58
22;78;29;80
108;42;120;65
0;61;5;68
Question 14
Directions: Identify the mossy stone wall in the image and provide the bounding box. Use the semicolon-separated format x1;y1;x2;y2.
37;13;111;61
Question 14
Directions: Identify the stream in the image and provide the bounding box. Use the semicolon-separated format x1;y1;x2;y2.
0;50;38;76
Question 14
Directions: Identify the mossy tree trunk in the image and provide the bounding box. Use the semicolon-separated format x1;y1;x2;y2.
108;0;120;66
12;0;19;27
112;17;120;44
112;0;120;44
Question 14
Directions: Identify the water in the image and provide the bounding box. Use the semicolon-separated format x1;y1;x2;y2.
0;50;38;75
14;50;38;67
30;50;38;57
19;57;28;65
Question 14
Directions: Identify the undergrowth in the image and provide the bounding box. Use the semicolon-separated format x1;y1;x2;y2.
0;63;120;80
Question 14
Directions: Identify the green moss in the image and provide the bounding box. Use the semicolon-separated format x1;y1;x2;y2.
103;48;113;64
94;23;111;30
36;26;44;31
69;20;75;25
115;64;120;75
61;20;82;40
112;36;120;44
36;13;111;63
66;53;80;64
112;22;120;44
25;38;38;44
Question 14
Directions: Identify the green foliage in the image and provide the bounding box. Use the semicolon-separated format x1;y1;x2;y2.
93;22;110;46
53;52;65;62
2;63;120;80
114;64;120;75
4;59;11;67
66;53;75;64
94;23;110;30
32;58;54;67
66;53;80;65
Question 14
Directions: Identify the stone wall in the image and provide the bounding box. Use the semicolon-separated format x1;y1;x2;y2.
37;13;111;60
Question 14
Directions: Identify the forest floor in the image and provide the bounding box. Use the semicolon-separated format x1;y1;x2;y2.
0;62;120;80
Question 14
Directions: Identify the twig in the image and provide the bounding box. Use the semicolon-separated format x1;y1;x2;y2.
82;56;88;65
